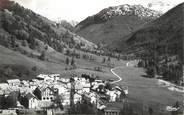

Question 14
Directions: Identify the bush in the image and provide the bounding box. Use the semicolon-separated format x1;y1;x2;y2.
102;57;106;63
39;51;46;61
21;40;27;47
94;67;102;72
71;57;76;67
13;29;29;40
145;67;154;78
32;66;37;71
65;57;70;65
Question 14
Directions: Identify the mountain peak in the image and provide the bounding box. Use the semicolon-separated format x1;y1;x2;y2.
76;4;162;30
96;4;162;21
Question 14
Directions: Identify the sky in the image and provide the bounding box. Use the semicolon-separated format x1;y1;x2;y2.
13;0;183;22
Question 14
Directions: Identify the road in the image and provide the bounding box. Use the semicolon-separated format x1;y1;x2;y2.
111;67;123;84
111;61;135;84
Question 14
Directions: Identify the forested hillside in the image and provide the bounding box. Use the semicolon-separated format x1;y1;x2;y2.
0;0;101;82
125;3;184;84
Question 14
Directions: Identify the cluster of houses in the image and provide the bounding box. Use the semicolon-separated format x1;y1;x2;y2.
0;73;128;114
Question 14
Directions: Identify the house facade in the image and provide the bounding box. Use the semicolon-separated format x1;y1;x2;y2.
104;107;121;115
33;86;56;101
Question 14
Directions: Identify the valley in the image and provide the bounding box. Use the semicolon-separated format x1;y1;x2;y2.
112;61;183;115
0;0;183;115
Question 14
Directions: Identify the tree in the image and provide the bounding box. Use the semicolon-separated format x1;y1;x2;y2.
28;38;36;49
68;100;96;114
39;51;46;61
21;40;27;47
54;95;63;110
71;57;75;66
45;45;48;50
107;56;111;62
66;49;70;56
5;92;18;108
4;67;13;76
117;54;121;61
13;29;29;40
32;66;37;72
98;85;104;92
145;67;154;78
148;107;153;115
65;57;70;65
102;57;106;63
105;82;113;90
10;35;16;48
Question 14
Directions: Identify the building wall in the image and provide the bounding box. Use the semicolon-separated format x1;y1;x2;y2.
41;88;55;101
105;110;120;115
29;98;38;109
83;87;90;93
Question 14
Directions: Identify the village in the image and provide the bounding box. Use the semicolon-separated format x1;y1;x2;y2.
0;73;128;115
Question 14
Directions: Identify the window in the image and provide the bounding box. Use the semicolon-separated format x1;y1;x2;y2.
50;97;53;100
47;97;49;100
43;97;45;100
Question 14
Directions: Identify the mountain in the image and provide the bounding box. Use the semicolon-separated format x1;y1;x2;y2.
0;0;97;54
124;2;183;81
76;4;162;50
125;2;183;60
0;0;100;82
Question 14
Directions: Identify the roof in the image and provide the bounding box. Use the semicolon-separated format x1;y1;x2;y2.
7;79;20;84
104;107;121;111
75;84;83;90
83;83;90;88
36;74;48;79
37;85;55;93
25;93;37;100
0;83;9;88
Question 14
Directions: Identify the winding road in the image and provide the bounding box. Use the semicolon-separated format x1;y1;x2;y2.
111;67;122;84
111;61;133;84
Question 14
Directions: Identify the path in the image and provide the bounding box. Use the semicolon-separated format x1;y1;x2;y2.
111;67;122;84
111;61;136;84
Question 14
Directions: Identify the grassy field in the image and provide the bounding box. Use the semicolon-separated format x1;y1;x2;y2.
0;44;125;82
113;65;183;115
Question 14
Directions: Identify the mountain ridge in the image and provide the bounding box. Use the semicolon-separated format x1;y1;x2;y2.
76;4;162;30
76;4;162;50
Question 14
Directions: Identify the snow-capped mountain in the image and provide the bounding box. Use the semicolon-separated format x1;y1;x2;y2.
76;4;162;50
96;4;162;21
76;4;162;30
